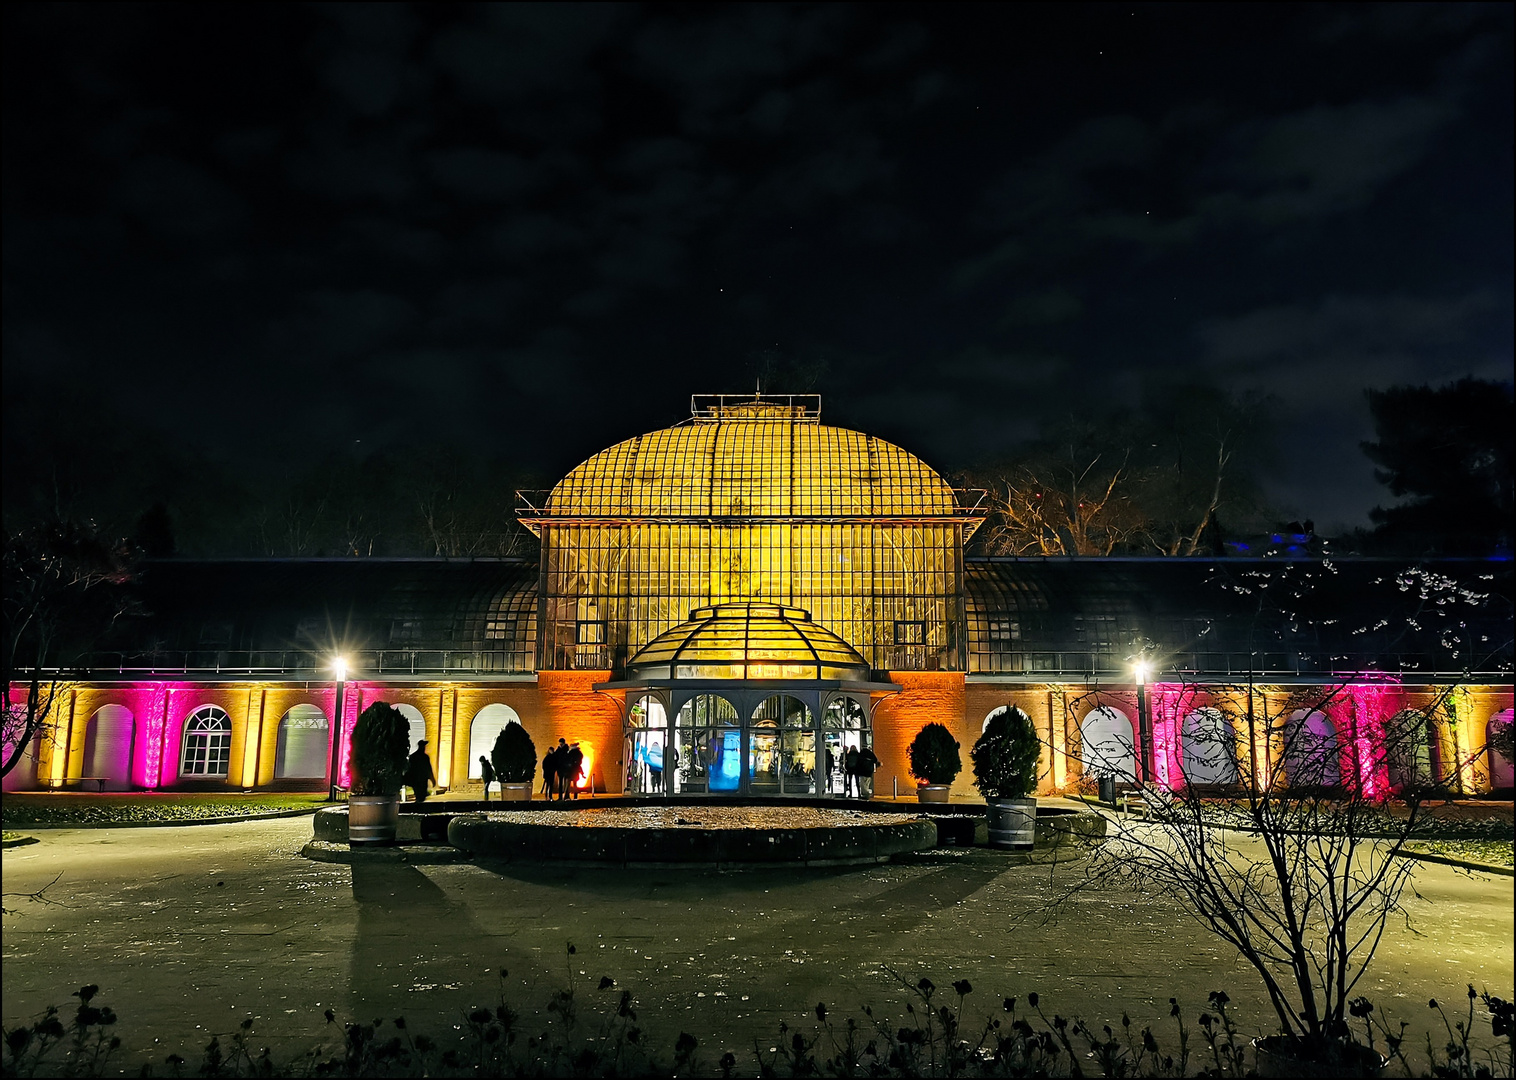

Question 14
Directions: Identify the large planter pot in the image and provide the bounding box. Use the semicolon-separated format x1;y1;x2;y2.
348;795;399;847
1252;1036;1386;1078
986;797;1036;850
498;782;533;802
917;785;951;804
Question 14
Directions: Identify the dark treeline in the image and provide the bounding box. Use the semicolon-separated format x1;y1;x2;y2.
3;378;1509;560
1;375;542;559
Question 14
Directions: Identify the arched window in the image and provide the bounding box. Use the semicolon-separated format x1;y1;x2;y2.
1283;710;1340;788
625;694;669;795
823;696;869;796
1179;708;1238;787
982;704;1033;733
84;705;134;790
394;704;427;755
1488;709;1514;790
180;706;233;778
1384;709;1434;791
751;695;813;795
676;695;740;794
1080;706;1135;782
274;705;329;780
469;704;522;778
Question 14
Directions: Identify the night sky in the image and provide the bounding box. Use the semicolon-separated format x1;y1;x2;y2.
4;3;1511;535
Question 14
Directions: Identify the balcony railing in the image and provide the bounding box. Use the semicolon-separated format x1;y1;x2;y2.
53;649;536;678
967;649;1509;680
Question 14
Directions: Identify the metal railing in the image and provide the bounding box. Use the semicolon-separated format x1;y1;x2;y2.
967;649;1509;680
59;648;536;678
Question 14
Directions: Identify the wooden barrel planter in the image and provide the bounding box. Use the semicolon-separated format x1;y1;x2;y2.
986;798;1036;849
348;795;399;846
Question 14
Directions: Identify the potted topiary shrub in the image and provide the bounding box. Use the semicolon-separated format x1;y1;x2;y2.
348;702;409;846
491;722;537;802
908;722;961;803
972;706;1041;849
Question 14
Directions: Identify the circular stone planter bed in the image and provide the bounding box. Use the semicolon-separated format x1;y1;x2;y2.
448;805;937;867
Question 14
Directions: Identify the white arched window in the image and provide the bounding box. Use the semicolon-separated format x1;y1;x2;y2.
1488;709;1514;790
1179;708;1238;786
982;704;1034;733
394;704;427;755
274;705;330;779
84;705;135;791
180;706;233;778
469;703;522;778
1080;706;1135;782
1283;710;1341;788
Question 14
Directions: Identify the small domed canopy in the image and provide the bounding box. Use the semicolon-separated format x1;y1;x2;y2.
626;602;871;682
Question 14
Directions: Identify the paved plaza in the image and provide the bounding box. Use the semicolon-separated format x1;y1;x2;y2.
3;816;1512;1072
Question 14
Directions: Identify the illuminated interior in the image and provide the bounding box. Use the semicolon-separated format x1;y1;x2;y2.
521;394;985;674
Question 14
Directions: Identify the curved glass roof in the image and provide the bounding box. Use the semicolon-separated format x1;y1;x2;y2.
625;601;872;682
528;396;964;521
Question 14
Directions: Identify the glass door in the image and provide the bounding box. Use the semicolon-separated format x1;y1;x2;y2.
676;695;740;794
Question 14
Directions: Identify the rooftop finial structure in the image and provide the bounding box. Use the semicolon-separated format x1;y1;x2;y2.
689;392;820;419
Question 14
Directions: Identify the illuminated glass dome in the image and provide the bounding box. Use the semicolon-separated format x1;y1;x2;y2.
536;395;959;520
626;602;872;682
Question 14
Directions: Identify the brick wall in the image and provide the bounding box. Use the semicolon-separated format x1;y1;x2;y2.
873;672;969;796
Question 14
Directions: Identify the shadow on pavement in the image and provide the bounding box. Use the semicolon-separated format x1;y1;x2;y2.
348;862;492;1019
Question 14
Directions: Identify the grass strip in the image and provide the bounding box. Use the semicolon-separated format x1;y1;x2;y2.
1;793;329;826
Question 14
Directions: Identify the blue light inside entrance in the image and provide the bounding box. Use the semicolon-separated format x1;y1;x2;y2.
713;730;740;791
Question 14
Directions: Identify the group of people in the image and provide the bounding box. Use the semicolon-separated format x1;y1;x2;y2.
825;744;881;797
440;736;882;803
472;738;584;801
542;738;585;800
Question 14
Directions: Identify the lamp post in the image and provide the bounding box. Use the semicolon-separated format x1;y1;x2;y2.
1134;659;1155;786
327;657;348;801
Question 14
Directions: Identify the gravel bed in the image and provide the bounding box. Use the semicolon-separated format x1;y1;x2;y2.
481;805;911;830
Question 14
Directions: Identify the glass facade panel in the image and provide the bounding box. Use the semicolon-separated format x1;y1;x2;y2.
524;397;981;674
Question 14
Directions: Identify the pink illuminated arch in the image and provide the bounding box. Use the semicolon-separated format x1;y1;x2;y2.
1488;709;1514;791
1283;709;1340;788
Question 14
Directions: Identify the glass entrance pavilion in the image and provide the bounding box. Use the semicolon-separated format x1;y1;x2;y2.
601;602;897;797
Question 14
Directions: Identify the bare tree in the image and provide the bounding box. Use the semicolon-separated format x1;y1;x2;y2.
981;435;1144;556
2;522;135;778
1053;561;1507;1066
970;387;1274;558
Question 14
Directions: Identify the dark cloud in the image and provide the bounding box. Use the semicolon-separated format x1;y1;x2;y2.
2;3;1511;536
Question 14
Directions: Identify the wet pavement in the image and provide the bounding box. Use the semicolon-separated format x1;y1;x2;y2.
3;816;1512;1072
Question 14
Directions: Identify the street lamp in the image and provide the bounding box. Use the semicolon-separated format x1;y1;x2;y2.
1134;658;1156;786
327;656;348;801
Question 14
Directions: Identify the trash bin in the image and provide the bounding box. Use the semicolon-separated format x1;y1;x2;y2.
1098;775;1116;806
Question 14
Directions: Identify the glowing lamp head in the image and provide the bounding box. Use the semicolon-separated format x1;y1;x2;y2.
1133;659;1151;686
332;657;349;682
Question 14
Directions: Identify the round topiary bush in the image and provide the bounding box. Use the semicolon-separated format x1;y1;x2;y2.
350;702;409;797
908;722;962;786
971;706;1041;800
491;722;538;785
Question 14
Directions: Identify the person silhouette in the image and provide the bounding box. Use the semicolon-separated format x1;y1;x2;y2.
479;754;495;803
566;742;585;799
405;740;437;804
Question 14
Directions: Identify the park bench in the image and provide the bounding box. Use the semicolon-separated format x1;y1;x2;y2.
44;777;110;792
